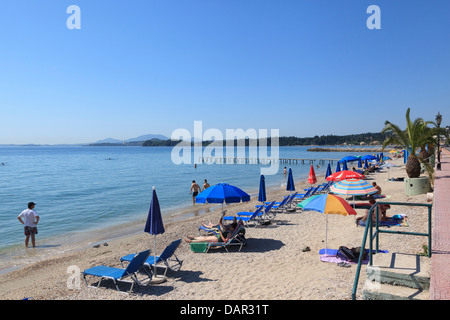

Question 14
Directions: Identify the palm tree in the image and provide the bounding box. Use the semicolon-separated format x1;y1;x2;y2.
381;108;434;178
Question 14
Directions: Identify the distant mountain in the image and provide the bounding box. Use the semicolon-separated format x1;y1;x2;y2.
94;138;123;144
91;134;169;145
124;134;169;142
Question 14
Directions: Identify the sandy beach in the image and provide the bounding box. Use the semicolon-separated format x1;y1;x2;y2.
0;157;431;301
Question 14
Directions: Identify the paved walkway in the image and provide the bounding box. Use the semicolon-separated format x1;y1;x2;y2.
430;147;450;300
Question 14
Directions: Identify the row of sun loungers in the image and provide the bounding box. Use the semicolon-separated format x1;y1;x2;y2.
82;181;331;293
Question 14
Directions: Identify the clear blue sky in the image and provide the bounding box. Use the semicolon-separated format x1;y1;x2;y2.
1;0;449;144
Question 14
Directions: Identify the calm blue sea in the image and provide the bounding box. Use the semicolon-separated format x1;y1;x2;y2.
0;145;367;269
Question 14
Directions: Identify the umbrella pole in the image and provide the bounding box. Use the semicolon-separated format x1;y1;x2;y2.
150;235;166;284
325;215;328;254
154;235;157;278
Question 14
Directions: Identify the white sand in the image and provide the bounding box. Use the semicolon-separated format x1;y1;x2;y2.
0;157;431;300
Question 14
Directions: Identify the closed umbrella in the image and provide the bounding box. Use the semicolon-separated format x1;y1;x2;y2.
308;165;317;185
364;159;369;169
299;194;357;254
325;163;332;179
342;160;348;171
145;187;166;282
258;175;266;203
286;168;295;191
358;157;362;168
335;162;341;173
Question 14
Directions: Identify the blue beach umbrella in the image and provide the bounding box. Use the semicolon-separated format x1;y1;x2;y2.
145;187;165;280
258;175;267;203
364;159;369;169
335;162;341;173
361;155;376;161
339;156;359;163
358;157;362;168
196;183;251;214
286;168;295;191
325;163;332;179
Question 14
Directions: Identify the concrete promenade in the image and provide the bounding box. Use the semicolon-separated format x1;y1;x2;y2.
430;147;450;300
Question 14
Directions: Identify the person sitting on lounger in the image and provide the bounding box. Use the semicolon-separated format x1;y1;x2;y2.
201;210;233;231
186;219;241;243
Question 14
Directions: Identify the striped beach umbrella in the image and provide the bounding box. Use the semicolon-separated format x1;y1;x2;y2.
299;194;357;254
329;178;378;196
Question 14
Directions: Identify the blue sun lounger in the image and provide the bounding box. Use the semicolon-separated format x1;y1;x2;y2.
83;249;151;293
222;202;275;227
120;239;183;276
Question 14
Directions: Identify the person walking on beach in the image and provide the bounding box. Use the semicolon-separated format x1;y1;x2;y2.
190;180;201;204
17;202;39;248
203;179;210;191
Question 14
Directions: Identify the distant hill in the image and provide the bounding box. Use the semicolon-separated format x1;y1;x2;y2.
90;134;169;146
124;134;169;142
94;138;123;144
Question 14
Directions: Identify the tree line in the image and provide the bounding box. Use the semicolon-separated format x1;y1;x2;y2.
141;132;388;147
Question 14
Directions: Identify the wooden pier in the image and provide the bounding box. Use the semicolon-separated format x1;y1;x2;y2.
200;157;339;165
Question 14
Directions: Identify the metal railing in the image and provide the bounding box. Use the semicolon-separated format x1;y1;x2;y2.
351;201;432;300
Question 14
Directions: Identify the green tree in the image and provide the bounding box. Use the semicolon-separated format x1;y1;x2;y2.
381;108;434;178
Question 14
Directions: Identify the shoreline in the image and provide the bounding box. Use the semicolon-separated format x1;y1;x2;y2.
0;174;302;276
0;158;432;300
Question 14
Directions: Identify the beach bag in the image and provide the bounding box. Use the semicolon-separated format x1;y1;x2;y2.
350;246;367;261
336;246;358;262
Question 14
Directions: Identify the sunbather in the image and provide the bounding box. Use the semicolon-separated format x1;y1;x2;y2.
355;199;391;224
201;210;235;232
186;219;240;243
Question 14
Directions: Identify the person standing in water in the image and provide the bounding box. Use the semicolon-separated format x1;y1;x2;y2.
190;180;201;204
18;202;40;248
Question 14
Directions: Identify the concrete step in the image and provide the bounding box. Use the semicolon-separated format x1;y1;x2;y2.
362;281;429;300
366;252;430;290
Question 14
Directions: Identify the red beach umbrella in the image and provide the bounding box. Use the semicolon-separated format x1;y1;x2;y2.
326;170;365;182
308;165;317;184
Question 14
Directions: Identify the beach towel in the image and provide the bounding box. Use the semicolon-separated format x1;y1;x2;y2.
357;214;408;227
190;242;208;253
319;248;388;265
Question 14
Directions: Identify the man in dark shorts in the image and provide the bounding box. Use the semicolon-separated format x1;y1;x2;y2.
17;202;40;248
190;180;201;204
